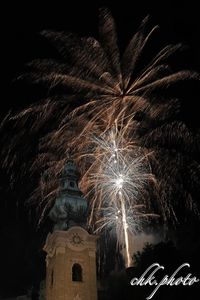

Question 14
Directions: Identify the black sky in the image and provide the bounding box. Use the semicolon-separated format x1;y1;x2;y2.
1;0;200;298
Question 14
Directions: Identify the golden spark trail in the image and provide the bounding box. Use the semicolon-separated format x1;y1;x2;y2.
119;191;131;267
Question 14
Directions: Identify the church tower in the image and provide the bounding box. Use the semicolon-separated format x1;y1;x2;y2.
44;160;98;300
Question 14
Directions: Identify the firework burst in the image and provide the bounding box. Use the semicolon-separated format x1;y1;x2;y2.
80;123;158;266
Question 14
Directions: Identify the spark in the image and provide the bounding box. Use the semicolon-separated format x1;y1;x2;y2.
115;176;124;189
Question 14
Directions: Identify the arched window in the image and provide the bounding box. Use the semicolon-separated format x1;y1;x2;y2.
72;263;82;282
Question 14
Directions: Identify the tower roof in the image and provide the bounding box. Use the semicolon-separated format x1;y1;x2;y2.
49;160;88;231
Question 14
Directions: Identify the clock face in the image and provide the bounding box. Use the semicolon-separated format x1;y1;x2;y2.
70;233;84;246
67;228;87;251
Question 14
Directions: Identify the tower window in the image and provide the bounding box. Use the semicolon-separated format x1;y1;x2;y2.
72;263;82;282
70;181;75;188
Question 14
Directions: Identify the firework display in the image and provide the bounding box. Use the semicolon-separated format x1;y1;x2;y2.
1;8;199;267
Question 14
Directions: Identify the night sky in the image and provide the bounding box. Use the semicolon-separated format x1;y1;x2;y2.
1;0;200;298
